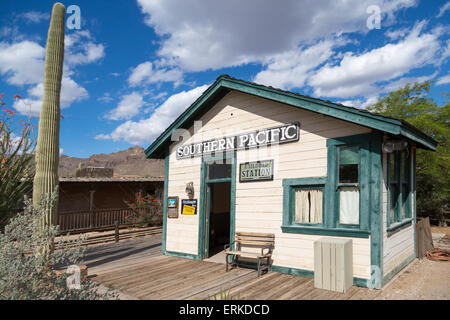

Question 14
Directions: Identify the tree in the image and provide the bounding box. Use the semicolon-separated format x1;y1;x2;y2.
367;81;449;225
0;93;35;229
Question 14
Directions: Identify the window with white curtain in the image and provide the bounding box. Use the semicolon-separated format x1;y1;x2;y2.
338;146;360;225
339;187;359;224
294;188;323;224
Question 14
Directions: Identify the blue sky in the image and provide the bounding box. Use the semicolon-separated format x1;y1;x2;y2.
0;0;449;158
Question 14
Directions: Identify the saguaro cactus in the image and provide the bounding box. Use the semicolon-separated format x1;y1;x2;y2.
32;3;65;226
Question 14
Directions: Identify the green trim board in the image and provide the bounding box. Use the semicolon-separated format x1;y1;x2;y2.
368;133;383;289
281;133;381;240
326;133;373;232
381;253;416;287
327;132;384;288
161;150;169;254
282;177;327;229
281;226;370;238
387;218;413;236
230;151;237;252
386;150;413;229
165;250;201;261
146;75;437;159
413;148;417;258
271;265;371;288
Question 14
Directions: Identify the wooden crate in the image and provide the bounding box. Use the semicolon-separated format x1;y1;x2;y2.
314;238;353;292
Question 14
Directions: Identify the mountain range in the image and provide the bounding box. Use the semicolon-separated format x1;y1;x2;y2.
59;146;164;178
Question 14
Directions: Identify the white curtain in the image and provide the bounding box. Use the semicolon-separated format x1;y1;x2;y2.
294;190;309;223
309;189;323;223
294;189;322;223
339;186;359;225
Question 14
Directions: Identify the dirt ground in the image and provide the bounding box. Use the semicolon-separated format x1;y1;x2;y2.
375;258;449;300
376;228;450;300
431;226;450;238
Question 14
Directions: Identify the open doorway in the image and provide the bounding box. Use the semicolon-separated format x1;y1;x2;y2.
207;181;231;257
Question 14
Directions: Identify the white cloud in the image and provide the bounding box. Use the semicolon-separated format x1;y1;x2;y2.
106;92;145;121
385;27;409;40
337;99;365;109
437;1;450;18
0;40;45;85
339;96;380;109
1;29;104;116
65;31;105;66
436;73;450;85
13;77;89;116
381;72;438;93
308;22;442;98
98;92;114;103
253;40;338;90
20;11;50;23
96;85;209;144
128;61;183;87
137;0;416;71
438;39;450;64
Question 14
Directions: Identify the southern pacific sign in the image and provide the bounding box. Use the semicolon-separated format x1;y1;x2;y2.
176;122;299;159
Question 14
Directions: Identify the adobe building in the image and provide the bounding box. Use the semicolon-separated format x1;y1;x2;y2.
145;75;437;289
58;167;163;231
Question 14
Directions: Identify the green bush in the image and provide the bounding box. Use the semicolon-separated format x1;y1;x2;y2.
0;191;118;300
125;193;163;227
0;93;35;229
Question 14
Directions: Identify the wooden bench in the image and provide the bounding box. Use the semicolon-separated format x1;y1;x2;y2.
224;232;275;276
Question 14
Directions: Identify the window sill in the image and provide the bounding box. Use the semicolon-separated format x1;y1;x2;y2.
387;218;413;237
281;225;370;238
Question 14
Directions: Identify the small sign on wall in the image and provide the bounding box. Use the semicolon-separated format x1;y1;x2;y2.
239;159;274;182
167;196;179;218
181;199;198;215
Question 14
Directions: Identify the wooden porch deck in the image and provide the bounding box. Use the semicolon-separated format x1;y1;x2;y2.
84;235;381;300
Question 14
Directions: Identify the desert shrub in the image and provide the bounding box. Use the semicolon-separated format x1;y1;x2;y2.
125;193;163;227
210;288;240;300
0;191;118;300
0;93;35;229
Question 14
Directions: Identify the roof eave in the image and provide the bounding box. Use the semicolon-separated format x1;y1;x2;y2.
146;75;437;158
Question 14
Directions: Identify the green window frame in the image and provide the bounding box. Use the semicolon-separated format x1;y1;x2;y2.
283;178;326;228
198;152;236;259
387;150;412;233
336;144;361;227
281;133;377;238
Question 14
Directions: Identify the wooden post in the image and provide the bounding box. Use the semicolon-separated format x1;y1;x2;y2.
115;220;119;243
89;189;95;228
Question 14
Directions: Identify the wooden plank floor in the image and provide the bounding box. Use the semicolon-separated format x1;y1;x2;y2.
84;235;381;300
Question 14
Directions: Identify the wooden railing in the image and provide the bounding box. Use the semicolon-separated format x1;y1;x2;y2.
58;208;135;233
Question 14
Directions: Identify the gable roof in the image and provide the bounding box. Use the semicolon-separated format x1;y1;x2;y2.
145;74;437;158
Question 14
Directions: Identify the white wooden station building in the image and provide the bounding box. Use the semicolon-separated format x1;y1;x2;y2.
145;75;437;289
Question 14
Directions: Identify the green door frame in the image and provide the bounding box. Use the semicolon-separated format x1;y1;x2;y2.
198;152;236;260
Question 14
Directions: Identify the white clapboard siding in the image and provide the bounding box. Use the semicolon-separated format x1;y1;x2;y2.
165;91;372;279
